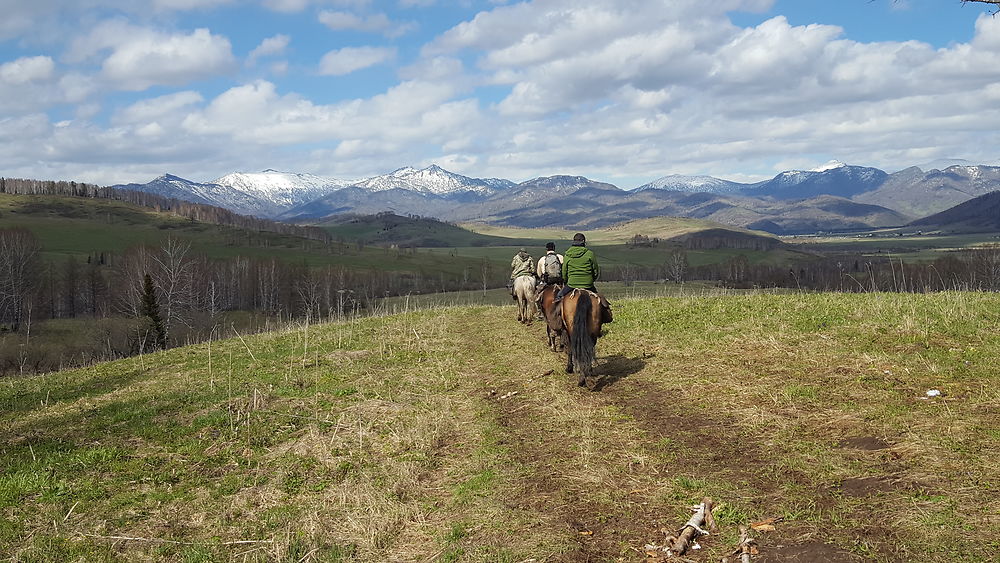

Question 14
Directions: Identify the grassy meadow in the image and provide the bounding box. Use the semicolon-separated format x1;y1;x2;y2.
3;291;999;561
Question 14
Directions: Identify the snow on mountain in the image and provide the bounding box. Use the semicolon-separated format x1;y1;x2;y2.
212;169;357;209
810;160;846;172
349;164;515;196
112;174;263;213
745;164;888;200
636;174;745;194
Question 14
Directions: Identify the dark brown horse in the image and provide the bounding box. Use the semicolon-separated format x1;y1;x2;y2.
536;284;564;351
560;289;612;388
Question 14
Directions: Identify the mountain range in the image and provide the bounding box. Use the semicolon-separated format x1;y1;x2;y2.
111;160;1000;235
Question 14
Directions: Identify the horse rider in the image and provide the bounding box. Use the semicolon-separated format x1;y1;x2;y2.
555;233;612;322
536;242;564;286
555;233;598;301
510;247;535;298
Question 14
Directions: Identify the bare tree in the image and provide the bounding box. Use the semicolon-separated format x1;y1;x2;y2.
116;245;154;318
666;249;689;284
0;229;40;331
151;237;195;344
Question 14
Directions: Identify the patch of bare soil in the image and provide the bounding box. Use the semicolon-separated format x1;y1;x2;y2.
837;436;890;451
757;540;863;562
489;398;668;561
838;476;896;497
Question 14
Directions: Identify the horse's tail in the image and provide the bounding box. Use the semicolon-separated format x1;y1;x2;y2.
571;292;595;376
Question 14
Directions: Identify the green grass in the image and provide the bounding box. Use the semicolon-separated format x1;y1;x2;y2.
4;251;999;560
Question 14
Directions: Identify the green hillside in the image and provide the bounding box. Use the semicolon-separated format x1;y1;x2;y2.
0;194;503;279
318;213;543;248
3;292;998;561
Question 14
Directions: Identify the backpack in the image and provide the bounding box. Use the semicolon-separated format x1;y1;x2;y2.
543;254;561;281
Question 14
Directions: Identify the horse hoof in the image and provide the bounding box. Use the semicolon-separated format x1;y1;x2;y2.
578;378;586;387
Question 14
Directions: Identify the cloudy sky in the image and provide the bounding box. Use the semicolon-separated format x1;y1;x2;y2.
2;0;1000;188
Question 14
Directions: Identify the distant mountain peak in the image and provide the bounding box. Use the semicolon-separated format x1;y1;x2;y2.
810;160;846;172
637;174;745;194
351;164;512;196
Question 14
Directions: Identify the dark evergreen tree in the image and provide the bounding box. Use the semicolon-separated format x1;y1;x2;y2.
140;273;166;350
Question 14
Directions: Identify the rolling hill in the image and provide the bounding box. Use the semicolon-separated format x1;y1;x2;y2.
909;190;1000;231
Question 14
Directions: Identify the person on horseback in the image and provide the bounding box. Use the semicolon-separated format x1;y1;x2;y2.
554;233;612;324
536;242;564;285
509;247;535;299
555;233;598;300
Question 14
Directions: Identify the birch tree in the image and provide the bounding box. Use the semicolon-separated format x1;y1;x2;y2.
0;228;40;331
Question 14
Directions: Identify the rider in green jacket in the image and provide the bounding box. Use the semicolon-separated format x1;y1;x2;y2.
556;233;599;299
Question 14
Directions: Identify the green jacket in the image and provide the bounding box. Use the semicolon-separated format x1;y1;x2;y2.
562;243;599;289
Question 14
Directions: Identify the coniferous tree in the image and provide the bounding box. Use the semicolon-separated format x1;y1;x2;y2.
140;273;166;350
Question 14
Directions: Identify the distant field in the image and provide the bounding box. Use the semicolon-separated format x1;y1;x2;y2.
461;215;765;244
786;231;1000;261
3;292;998;561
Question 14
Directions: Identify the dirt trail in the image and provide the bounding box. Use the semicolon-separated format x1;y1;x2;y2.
462;310;862;562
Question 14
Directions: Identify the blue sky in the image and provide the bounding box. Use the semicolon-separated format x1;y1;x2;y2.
1;0;999;188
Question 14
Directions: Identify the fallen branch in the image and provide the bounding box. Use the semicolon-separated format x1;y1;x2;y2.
668;497;715;556
721;524;762;562
737;526;755;563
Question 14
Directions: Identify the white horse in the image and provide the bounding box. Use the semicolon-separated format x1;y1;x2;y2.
513;275;537;324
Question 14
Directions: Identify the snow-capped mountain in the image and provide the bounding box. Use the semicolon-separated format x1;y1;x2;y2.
212;169;358;211
742;163;888;200
854;164;1000;218
636;174;746;194
349;164;514;196
112;174;264;213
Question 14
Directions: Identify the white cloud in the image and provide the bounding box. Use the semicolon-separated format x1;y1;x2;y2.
318;46;395;75
113;91;205;125
247;34;290;66
153;0;234;10
318;10;415;37
101;27;236;90
0;56;55;84
0;55;83;113
260;0;312;13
